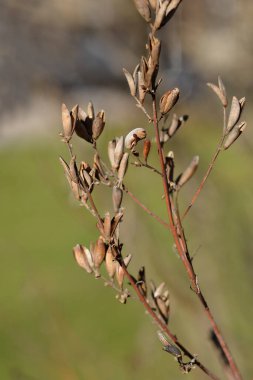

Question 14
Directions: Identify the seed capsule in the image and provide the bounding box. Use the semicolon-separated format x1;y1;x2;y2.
177;156;199;188
143;139;151;162
160;88;180;115
227;97;241;132
113;136;124;169
125;128;147;149
73;244;93;274
92;110;105;140
224;121;247;150
112;186;123;213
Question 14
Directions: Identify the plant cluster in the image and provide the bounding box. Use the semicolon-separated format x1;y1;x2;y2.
59;1;246;379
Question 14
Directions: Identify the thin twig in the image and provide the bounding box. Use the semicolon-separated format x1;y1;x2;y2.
134;96;152;121
182;107;227;219
151;95;242;380
122;184;170;229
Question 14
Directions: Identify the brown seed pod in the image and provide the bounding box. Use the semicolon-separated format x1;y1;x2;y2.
153;0;170;31
92;110;105;140
137;70;146;105
177;156;199;188
116;254;132;289
143;139;151;162
148;0;156;10
103;212;111;242
160;88;180;115
113;136;124;169
123;68;136;97
133;0;151;22
112;186;123;213
207;82;227;108
125;128;147;149
73;244;93;274
227;97;241;132
92;236;106;277
61;103;74;141
108;140;116;168
117;152;129;182
105;247;117;280
224;121;247;150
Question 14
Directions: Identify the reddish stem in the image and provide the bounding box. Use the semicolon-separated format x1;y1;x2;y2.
151;95;242;380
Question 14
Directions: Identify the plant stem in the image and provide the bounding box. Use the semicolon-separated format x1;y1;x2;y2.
182;107;227;219
151;95;242;380
121;263;220;380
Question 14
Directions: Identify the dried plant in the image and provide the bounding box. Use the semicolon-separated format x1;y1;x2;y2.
59;2;247;379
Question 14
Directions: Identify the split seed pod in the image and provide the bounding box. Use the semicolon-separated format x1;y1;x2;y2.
143;139;151;162
157;331;182;358
227;97;241;132
112;186;123;213
118;152;129;183
113;136;124;169
61;103;74;142
108;140;116;168
116;254;132;289
92;237;106;277
224;122;247;150
133;0;151;22
92;110;105;140
105;247;117;280
177;156;199;188
160;88;180;115
123;68;136;97
73;244;93;274
125;128;147;149
207;81;227;108
153;0;170;31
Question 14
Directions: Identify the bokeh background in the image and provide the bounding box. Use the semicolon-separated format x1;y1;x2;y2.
1;1;253;379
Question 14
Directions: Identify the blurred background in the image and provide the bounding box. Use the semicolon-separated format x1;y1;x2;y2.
1;0;253;379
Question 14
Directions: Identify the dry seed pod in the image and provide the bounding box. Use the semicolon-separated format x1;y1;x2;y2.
105;247;117;279
165;151;175;182
92;110;105;140
148;0;156;9
118;152;129;182
112;186;123;213
227;97;241;132
218;76;227;106
137;266;147;297
153;0;170;31
224;121;247;150
116;254;132;289
125;128;147;149
137;70;146;104
87;101;94;120
110;212;124;236
69;156;79;184
160;88;180;115
73;244;93;274
239;97;246;111
157;331;182;358
113;136;124;169
61;103;73;141
123;68;136;97
156;297;169;323
92;237;106;277
133;0;151;22
207;82;227;108
161;0;182;27
149;34;161;69
108;140;116;168
143;139;151;162
103;212;111;242
59;156;71;185
154;282;166;298
177;156;199;188
116;289;129;304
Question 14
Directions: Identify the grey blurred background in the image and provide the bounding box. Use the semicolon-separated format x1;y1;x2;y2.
0;0;252;143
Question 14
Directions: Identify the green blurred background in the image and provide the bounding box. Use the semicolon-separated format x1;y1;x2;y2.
1;1;253;379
